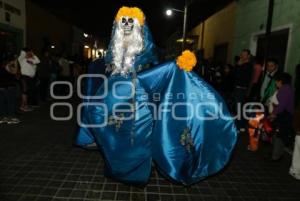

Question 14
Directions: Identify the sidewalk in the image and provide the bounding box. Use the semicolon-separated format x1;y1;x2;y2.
0;103;300;201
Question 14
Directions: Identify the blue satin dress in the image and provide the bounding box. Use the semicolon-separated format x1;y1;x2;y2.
76;24;237;185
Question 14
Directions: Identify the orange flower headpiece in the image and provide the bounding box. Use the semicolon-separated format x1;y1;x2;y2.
115;6;145;26
176;50;197;72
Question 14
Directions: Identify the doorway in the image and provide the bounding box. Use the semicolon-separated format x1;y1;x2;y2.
255;28;289;71
213;43;228;66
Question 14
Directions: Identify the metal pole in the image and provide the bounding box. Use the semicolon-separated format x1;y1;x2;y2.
264;0;274;63
200;21;205;50
182;0;188;50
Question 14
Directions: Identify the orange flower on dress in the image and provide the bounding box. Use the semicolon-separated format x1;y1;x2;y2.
115;6;145;26
176;50;197;72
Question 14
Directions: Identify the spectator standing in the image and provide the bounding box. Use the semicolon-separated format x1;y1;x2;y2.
18;48;40;111
290;132;300;180
234;49;253;104
0;56;21;124
260;59;280;105
269;73;294;161
233;49;254;131
37;51;52;101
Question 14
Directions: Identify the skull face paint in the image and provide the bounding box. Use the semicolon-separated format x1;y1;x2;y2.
121;17;134;35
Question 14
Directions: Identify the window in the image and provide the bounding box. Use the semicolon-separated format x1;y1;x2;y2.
4;3;21;16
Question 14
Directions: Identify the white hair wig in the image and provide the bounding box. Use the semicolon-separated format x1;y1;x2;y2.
111;18;144;75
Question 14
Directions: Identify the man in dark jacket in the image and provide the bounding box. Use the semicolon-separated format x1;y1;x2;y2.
234;49;253;104
233;49;254;131
0;56;20;124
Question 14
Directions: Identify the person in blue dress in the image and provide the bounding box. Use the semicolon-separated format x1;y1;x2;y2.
76;6;237;185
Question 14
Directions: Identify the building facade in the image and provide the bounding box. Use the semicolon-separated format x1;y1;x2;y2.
189;2;237;64
26;0;73;56
0;0;26;56
167;0;300;75
233;0;300;74
26;1;101;60
165;30;182;59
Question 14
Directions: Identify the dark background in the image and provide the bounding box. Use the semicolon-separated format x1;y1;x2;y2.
30;0;232;47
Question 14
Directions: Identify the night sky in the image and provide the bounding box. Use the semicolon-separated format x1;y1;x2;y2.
30;0;232;47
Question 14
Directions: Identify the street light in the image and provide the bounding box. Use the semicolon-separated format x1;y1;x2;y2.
165;0;188;50
166;8;184;16
166;9;173;16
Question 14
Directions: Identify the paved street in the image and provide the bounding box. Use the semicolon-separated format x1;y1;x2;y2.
0;102;300;201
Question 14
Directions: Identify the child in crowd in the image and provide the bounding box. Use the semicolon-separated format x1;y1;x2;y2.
247;111;264;151
247;109;273;152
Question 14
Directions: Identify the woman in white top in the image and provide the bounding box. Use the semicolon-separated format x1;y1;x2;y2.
18;48;40;112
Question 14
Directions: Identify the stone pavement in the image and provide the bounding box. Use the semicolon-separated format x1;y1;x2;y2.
0;102;300;201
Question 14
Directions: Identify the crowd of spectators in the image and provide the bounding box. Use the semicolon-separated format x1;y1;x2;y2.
1;47;299;180
0;48;87;125
194;49;300;180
